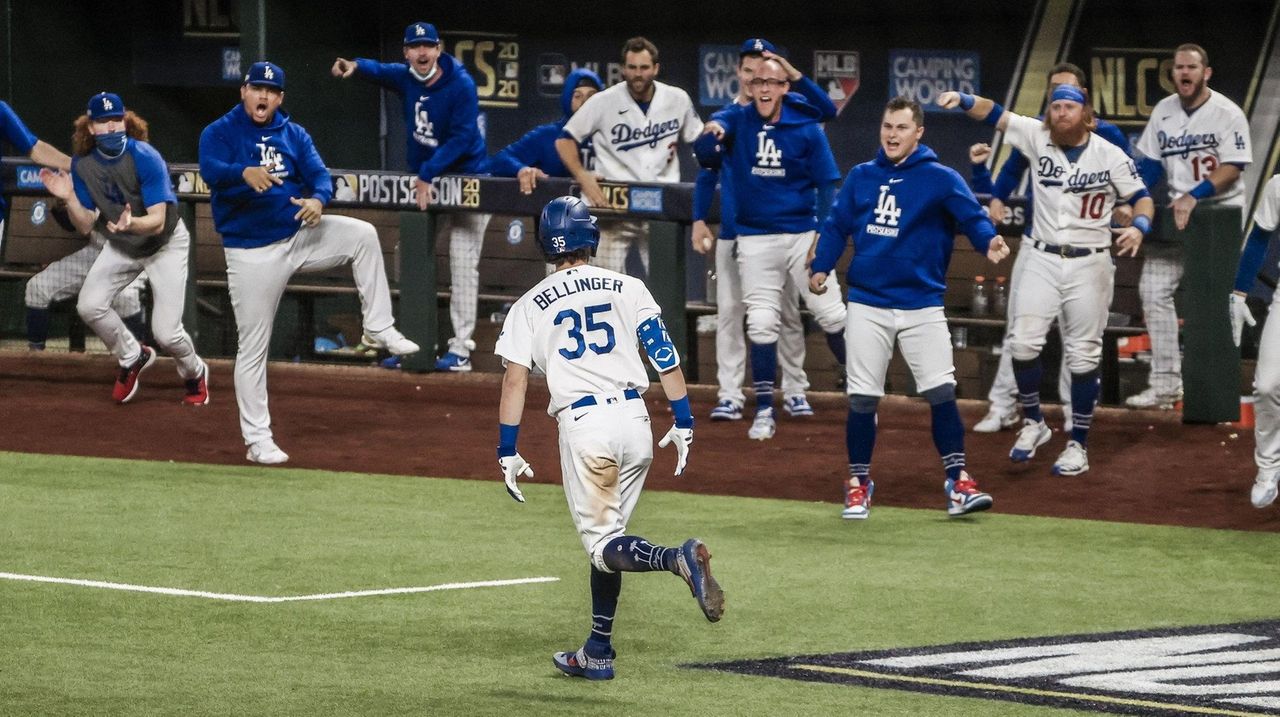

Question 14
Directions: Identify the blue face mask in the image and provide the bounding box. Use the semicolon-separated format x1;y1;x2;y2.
95;130;127;157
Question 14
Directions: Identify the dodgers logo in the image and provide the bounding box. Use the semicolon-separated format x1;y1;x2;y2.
610;119;682;152
414;98;438;147
31;200;47;226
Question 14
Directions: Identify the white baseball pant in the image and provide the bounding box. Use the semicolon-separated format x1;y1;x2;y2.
225;214;397;446
1137;246;1184;395
26;237;144;317
1007;249;1114;373
441;212;491;357
987;248;1070;414
1254;288;1280;472
845;303;955;396
736;231;845;346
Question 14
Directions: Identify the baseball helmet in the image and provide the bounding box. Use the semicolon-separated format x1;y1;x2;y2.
538;196;599;259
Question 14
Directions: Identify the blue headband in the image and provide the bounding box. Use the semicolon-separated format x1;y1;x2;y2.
1050;85;1086;105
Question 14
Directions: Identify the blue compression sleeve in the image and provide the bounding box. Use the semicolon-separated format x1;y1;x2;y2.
497;423;519;458
1235;225;1274;293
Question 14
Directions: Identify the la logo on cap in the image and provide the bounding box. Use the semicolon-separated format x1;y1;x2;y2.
264;66;274;79
415;24;425;36
753;39;764;51
102;98;114;110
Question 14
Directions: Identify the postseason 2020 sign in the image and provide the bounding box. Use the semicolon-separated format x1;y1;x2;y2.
445;32;521;109
889;49;980;111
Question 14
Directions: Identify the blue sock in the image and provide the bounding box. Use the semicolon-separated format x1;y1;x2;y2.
749;341;777;412
929;399;966;481
25;307;50;348
1012;357;1044;423
122;311;150;346
847;395;878;483
1069;369;1101;446
586;566;620;657
825;330;847;365
602;536;678;573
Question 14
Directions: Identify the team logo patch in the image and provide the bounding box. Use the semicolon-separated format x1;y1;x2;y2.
813;51;861;116
30;199;47;226
692;620;1280;715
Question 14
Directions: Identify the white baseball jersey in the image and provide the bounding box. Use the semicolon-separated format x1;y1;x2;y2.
1136;91;1251;208
562;80;703;183
1254;173;1280;234
1004;113;1147;247
496;264;668;416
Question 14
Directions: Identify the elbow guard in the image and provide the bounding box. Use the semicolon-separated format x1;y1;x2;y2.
637;315;680;372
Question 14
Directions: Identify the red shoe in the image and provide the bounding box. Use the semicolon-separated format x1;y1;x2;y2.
112;346;156;404
183;361;209;406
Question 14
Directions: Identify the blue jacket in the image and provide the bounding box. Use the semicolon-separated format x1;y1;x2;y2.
354;53;486;181
486;68;603;178
694;93;839;235
199;105;333;248
813;144;997;310
0;101;38;216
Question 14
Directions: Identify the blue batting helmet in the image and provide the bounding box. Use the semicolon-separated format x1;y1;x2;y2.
538;196;599;259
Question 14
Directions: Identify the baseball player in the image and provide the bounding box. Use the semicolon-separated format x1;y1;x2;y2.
1;100;71;240
694;58;847;441
25;244;148;351
970;63;1135;433
332;21;490;372
496;196;723;681
692;38;837;421
942;85;1154;476
38;93;208;406
1128;43;1251;410
810;96;1008;519
555;37;703;275
199;61;418;464
1229;173;1280;508
486;68;604;192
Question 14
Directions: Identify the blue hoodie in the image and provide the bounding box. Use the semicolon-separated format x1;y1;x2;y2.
199;104;333;248
354;53;486;182
0;101;38;216
694;93;840;235
812;143;997;310
486;68;603;178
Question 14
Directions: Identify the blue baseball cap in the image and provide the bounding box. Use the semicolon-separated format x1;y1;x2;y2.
87;92;125;120
740;38;778;56
243;61;286;90
404;22;440;46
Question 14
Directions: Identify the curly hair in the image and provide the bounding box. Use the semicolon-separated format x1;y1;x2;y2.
71;111;149;156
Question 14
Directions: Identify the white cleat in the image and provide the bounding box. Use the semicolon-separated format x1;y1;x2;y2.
1251;470;1279;509
1009;419;1052;463
363;327;420;357
974;406;1019;433
1125;387;1182;410
247;438;290;465
747;408;776;441
1052;440;1090;476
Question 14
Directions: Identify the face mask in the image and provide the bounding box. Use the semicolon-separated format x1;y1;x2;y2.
410;63;438;83
96;130;127;157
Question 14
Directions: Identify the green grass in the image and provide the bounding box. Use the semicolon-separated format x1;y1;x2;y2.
2;451;1278;716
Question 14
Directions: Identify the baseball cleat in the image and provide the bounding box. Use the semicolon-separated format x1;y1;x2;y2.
974;406;1019;433
552;646;615;680
1125;387;1182;410
675;538;724;622
182;360;210;406
842;478;874;520
1252;470;1280;509
434;352;472;372
1009;419;1052;462
783;395;815;417
946;471;993;516
747;408;776;440
246;438;289;465
112;346;156;404
362;328;420;357
709;399;743;421
1052;440;1090;476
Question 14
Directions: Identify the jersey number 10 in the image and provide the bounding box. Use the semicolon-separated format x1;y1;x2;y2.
555;303;617;359
1079;192;1107;219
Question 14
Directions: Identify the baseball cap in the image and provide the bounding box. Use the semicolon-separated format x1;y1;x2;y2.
404;22;440;46
740;38;779;56
243;61;286;90
87;92;125;120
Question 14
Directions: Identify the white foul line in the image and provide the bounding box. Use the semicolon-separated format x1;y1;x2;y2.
0;571;559;603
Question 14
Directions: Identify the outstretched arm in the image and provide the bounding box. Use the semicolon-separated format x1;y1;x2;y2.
937;91;1009;132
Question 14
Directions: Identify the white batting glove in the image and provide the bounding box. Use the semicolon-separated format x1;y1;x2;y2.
657;425;693;476
498;453;533;503
1231;293;1256;347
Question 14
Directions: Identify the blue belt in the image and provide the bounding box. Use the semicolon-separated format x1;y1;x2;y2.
570;388;641;410
1030;239;1107;258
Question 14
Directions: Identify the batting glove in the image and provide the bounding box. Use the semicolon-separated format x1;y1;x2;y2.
657;425;694;476
499;453;533;503
1231;293;1256;347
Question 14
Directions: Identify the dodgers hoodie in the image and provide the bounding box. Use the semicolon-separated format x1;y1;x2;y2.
486;68;604;178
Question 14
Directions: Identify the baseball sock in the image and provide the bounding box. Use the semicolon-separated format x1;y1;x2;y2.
749;341;777;413
586;566;621;658
25;307;50;349
602;535;677;573
122;311;150;346
1012;357;1045;423
847;394;878;482
1069;369;1101;446
927;398;966;481
825;330;847;365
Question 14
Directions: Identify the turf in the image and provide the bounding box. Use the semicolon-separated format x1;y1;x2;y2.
2;451;1278;716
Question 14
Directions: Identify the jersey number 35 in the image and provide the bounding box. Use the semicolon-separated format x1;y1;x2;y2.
555;303;617;359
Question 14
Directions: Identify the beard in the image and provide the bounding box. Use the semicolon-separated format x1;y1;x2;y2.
1049;119;1088;146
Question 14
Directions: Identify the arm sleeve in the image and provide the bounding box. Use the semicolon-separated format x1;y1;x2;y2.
1097;122;1131;155
487;125;548;177
1219;109;1253;165
692;132;724;170
1000;113;1040;157
811;175;855;274
295;129;334;205
789;76;837;121
809;130;841;222
970;163;993;194
419;86;482;183
71;165;96;211
679;94;704;143
1137;157;1164;188
353;59;407;93
561;94;599;143
135;145;176;206
1109;151;1149;203
0;102;38;154
693;167;718;221
198;126;247;189
943;170;996;253
816;182;836;224
991;148;1027;201
1234;225;1273;293
493;302;534;370
1134;121;1161;165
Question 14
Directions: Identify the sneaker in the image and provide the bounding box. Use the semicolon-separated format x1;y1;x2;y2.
842;478;874;520
379;356;402;370
434;352;473;372
783;395;815;417
246;438;289;465
552;646;615;680
974;406;1019;433
1009;419;1052;463
112;346;157;404
946;471;994;516
1252;470;1280;509
182;361;209;406
1052;440;1090;476
747;408;776;440
709;399;743;421
674;538;724;622
362;328;420;357
1125;387;1182;410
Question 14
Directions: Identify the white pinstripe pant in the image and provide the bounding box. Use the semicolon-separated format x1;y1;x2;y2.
441;212;491;357
1137;246;1184;395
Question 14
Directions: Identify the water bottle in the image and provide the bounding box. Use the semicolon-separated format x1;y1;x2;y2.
971;276;989;316
993;276;1008;316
